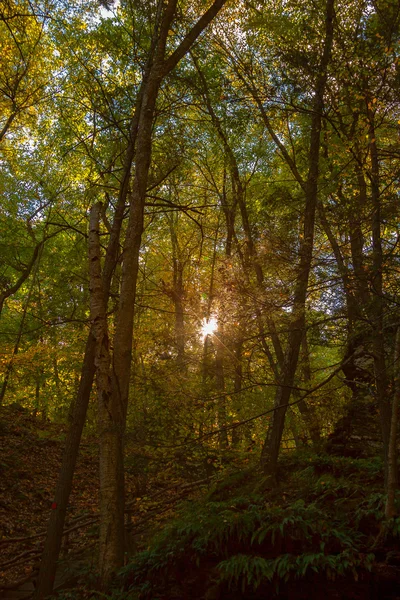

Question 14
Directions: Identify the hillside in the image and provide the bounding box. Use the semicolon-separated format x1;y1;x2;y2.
0;404;210;597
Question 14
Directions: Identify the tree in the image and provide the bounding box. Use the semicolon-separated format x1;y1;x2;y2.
217;0;335;476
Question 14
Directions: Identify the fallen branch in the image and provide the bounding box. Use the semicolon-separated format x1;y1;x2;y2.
0;547;39;569
0;570;37;591
0;513;96;547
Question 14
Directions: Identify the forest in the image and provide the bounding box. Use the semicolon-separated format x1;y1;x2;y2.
1;0;400;598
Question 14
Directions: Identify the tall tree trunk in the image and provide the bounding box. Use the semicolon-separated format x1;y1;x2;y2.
35;332;96;598
215;331;228;449
260;0;334;479
366;101;391;476
231;335;243;447
96;0;229;586
88;203;122;586
34;16;158;584
296;333;320;445
167;213;186;367
200;220;219;437
385;326;400;518
318;196;372;404
34;141;134;599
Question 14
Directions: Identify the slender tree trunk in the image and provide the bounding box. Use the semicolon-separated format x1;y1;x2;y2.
296;334;320;445
348;166;370;308
366;102;391;475
215;332;228;449
385;326;400;518
200;223;219;437
35;332;96;598
319;196;372;405
168;213;186;367
89;203;123;586
260;0;334;479
231;336;243;447
174;263;185;365
34;151;133;599
34;22;151;584
221;165;236;258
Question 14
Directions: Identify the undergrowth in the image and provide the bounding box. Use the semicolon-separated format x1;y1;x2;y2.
110;451;398;599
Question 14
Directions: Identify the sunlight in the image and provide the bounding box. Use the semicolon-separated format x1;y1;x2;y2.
201;317;218;339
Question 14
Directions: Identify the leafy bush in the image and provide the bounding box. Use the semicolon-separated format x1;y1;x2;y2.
112;450;400;599
119;490;371;598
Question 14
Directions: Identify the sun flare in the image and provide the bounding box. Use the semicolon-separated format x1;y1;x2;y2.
201;317;218;339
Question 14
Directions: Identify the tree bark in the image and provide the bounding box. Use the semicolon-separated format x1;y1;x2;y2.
34;331;96;598
167;212;186;366
34;131;136;599
88;203;124;586
295;334;320;445
215;331;228;449
260;0;334;478
385;326;400;518
97;0;229;587
366;101;391;474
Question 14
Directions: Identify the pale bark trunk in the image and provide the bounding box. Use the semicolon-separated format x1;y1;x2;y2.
35;147;134;599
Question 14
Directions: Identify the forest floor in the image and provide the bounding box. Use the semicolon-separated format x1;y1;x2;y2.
2;405;400;599
0;404;208;598
0;403;101;595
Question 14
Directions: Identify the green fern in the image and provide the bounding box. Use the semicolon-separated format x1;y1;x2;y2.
217;550;375;591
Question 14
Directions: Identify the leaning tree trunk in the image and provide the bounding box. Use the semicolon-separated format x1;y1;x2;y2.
34;26;158;589
260;0;334;479
34;141;136;600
